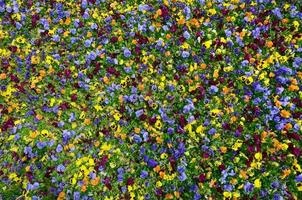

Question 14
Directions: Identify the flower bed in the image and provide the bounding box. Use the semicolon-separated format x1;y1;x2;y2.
0;0;302;199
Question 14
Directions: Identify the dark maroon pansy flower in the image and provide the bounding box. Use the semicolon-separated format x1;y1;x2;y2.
2;118;14;132
179;115;186;128
87;73;93;79
71;94;77;102
291;147;301;157
149;117;156;125
203;153;209;158
139;114;147;121
292;111;301;119
222;123;231;130
247;145;254;153
64;69;71;78
179;36;185;44
169;157;176;171
126;177;134;186
31;14;39;27
170;24;177;32
59;102;70;111
102;129;110;136
8;46;17;53
135;46;141;54
106;66;116;74
287;133;301;141
10;74;19;83
199;174;206;183
110;36;118;43
160;6;169;17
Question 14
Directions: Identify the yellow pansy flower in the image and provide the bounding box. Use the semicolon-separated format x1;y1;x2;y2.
156;181;162;187
232;140;243;151
223;191;231;198
254;179;261;188
254;152;262;160
208;9;217;16
204;40;212;49
101;143;112;151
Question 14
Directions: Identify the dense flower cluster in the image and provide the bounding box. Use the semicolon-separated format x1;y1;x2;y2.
1;0;302;199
